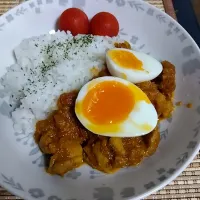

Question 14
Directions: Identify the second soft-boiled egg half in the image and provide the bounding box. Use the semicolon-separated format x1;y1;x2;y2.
75;76;158;137
106;48;163;83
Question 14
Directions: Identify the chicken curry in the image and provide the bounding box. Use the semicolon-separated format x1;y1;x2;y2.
34;60;175;176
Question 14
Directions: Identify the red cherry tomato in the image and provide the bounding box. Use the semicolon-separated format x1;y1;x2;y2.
90;12;119;37
59;8;89;36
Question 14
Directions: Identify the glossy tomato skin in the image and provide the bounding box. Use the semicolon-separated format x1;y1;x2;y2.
59;8;89;36
90;12;119;37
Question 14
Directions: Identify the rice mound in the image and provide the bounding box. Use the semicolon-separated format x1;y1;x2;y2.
1;31;121;134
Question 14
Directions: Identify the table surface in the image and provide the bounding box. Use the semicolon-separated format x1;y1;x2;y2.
0;0;200;199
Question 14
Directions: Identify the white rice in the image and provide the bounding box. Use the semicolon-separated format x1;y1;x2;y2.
1;31;122;134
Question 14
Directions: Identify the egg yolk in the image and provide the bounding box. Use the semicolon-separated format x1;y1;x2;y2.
108;49;143;70
82;81;135;125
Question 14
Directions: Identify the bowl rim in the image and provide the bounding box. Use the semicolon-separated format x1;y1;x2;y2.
0;0;200;199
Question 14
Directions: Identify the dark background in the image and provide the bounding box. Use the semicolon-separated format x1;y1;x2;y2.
173;0;200;46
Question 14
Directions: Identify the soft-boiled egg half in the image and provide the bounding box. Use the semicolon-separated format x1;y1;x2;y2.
106;48;163;83
75;76;158;137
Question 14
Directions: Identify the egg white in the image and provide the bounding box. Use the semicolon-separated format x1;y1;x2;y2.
106;48;163;83
75;76;158;137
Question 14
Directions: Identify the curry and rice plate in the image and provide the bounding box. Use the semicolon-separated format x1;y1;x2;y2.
0;31;175;176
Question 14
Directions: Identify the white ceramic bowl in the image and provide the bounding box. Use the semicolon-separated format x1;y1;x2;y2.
0;0;200;199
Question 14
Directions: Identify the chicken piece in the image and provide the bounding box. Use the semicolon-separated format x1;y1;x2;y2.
93;141;111;171
55;91;89;143
57;91;78;108
114;41;131;49
143;126;160;156
109;137;125;155
83;145;99;169
48;155;83;176
48;140;83;176
122;137;147;167
136;81;173;119
83;137;117;173
156;61;176;99
39;130;58;154
155;91;174;119
109;137;128;168
54;106;89;144
136;81;159;103
35;115;55;143
59;138;83;157
113;155;127;168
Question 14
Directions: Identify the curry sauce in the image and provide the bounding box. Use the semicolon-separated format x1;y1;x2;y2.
34;60;175;176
